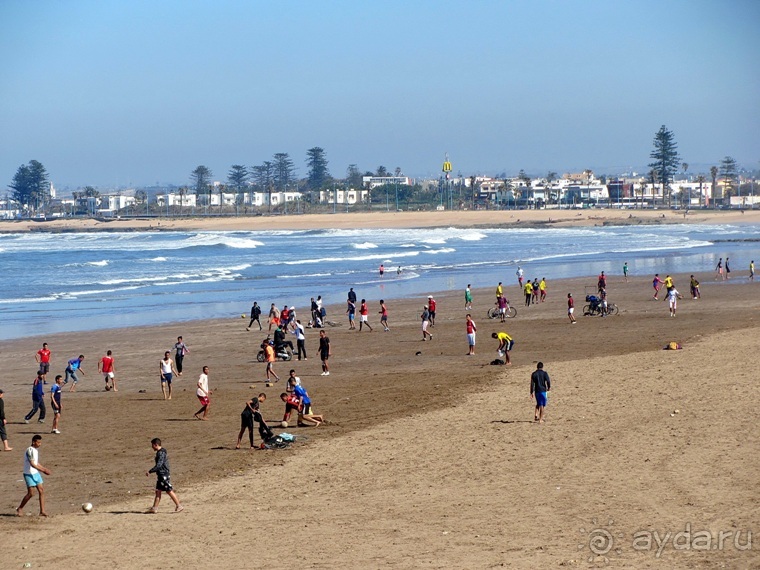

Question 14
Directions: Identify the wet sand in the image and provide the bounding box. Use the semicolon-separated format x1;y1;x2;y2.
1;268;759;568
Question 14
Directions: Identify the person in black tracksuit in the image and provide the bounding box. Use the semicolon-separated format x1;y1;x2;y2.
247;301;262;331
236;394;272;449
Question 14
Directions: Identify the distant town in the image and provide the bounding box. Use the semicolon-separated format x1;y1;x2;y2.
3;169;758;221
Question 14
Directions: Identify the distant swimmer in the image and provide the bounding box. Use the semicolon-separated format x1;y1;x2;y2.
379;264;385;277
397;266;401;275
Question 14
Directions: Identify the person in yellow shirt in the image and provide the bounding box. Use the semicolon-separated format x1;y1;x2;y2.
539;278;547;302
495;281;503;301
523;281;533;307
750;260;755;281
491;332;514;365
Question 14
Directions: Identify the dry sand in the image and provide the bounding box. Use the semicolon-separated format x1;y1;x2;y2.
2;207;759;233
1;267;759;568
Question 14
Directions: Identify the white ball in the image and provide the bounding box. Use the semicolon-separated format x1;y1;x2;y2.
82;502;93;513
281;421;288;428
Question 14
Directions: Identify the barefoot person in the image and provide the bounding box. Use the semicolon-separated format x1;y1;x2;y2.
0;389;12;451
17;434;51;517
530;362;551;423
99;350;117;391
466;314;477;355
145;438;183;513
159;351;178;400
24;372;46;424
194;366;211;420
567;293;577;324
319;330;331;376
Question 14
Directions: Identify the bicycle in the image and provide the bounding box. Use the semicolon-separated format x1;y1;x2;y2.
582;295;619;316
487;302;517;319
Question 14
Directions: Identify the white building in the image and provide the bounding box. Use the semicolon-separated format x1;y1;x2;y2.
361;176;412;189
319;188;368;204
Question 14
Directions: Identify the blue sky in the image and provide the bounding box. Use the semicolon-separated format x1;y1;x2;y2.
1;0;758;187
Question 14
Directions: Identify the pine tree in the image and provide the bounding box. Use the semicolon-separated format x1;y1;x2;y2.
305;147;330;192
648;125;681;206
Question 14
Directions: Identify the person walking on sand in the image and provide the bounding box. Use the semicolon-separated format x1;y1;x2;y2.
750;260;755;281
247;301;262;331
268;303;280;332
427;295;437;326
0;389;12;451
652;274;664;300
174;336;189;376
516;267;524;288
264;341;280;382
319;330;331;376
24;372;46;424
567;293;577;324
50;376;63;434
35;343;51;383
347;287;357;304
145;438;183;513
523;280;533;307
16;435;51;517
346;298;356;329
531;278;540;304
623;262;629;282
359;299;373;331
63;355;85;392
491;331;513;365
99;349;117;391
294;319;307;360
715;258;723;280
159;351;178;400
421;305;433;341
193;366;211;420
530;362;551;423
539;278;547;302
667;287;683;317
465;284;473;310
725;257;731;279
379;299;390;331
466;314;477;355
690;275;701;299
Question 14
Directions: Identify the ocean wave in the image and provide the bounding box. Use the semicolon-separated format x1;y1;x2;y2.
281;247;456;265
353;242;378;249
184;233;265;249
150;256;168;262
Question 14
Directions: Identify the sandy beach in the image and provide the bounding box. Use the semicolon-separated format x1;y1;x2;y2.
1;259;759;567
2;207;759;233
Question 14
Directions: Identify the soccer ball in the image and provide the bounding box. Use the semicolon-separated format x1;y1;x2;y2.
105;384;112;392
281;421;288;428
82;502;93;513
241;314;246;319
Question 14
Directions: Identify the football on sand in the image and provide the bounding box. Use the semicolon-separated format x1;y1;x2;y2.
281;421;288;428
105;384;112;391
241;314;246;318
82;502;93;513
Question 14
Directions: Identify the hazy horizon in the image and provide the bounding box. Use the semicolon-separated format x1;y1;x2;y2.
2;0;758;188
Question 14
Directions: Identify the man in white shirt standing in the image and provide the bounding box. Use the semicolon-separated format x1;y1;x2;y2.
294;319;307;360
194;366;211;420
17;434;51;517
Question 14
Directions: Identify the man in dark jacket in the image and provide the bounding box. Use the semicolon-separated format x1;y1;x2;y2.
0;389;11;451
530;362;551;423
247;301;262;331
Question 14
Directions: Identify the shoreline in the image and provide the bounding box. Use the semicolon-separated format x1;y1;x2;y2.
2;208;759;233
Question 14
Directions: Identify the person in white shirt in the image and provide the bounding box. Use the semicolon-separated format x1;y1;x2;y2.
193;366;211;420
159;351;178;400
17;434;51;517
294;319;307;360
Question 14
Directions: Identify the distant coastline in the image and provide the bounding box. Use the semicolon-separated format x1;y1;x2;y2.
0;208;757;233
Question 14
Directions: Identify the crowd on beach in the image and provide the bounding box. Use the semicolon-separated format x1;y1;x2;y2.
2;254;755;517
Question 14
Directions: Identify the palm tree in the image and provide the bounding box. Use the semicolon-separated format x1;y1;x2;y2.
695;175;706;207
546;171;558;206
710;166;718;204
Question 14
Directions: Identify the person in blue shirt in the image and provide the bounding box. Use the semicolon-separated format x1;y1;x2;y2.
24;372;46;424
64;355;86;392
288;379;324;426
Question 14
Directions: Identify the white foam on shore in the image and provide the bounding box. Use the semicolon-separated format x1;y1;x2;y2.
353;242;378;249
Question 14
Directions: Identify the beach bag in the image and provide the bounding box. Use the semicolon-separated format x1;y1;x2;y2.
490;359;505;365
